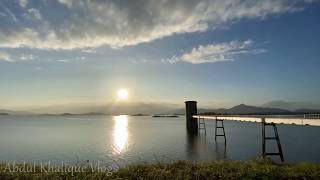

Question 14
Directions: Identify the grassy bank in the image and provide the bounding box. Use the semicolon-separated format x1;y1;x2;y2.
1;159;319;179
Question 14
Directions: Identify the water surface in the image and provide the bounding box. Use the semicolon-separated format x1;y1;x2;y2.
0;115;319;166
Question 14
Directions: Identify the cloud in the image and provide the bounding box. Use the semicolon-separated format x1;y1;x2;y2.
19;53;35;61
0;51;36;62
24;8;42;20
0;51;12;62
56;56;86;62
18;0;28;8
0;0;316;49
1;6;18;22
81;49;97;54
165;40;266;64
57;59;69;62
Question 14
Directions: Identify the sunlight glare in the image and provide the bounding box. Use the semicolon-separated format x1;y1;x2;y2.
112;115;129;154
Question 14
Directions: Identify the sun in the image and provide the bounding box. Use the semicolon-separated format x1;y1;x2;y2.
117;89;128;100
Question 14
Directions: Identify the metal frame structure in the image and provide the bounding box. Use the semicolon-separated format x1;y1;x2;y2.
215;118;226;144
186;101;320;163
198;117;206;134
262;118;284;161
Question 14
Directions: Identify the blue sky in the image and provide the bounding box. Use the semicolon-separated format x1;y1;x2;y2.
0;0;320;110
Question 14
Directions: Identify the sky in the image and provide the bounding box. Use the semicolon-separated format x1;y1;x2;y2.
1;0;320;111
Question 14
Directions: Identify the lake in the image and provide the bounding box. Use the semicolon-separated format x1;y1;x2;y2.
0;115;319;166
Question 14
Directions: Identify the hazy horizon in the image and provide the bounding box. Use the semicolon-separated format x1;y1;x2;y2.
2;100;320;114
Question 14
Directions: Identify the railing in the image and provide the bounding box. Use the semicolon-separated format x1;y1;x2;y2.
193;115;320;126
304;114;320;119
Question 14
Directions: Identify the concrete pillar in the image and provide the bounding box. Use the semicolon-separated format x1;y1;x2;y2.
185;101;198;134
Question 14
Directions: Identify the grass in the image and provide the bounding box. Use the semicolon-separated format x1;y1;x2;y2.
0;159;319;179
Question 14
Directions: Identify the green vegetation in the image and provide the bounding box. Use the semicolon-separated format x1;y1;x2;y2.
1;159;319;179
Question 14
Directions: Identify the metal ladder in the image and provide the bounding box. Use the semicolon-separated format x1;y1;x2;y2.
262;118;284;162
198;117;206;134
215;118;226;144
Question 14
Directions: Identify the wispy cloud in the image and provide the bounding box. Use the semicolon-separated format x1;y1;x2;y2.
56;56;86;62
1;6;18;22
164;40;266;64
0;51;36;62
57;59;69;62
0;51;12;62
0;0;316;49
81;49;97;54
19;53;35;61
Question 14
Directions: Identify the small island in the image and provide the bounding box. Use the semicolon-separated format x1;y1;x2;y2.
131;113;149;116
152;114;179;118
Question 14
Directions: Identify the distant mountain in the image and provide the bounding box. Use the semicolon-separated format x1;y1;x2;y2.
227;104;290;114
40;112;109;116
294;109;320;114
199;104;291;115
27;102;180;115
0;109;34;115
166;108;220;115
169;104;291;115
262;101;297;110
262;101;320;111
4;102;320;116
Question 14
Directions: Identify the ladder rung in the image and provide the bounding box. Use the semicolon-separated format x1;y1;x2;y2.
265;153;281;156
216;135;225;136
216;127;224;128
265;137;277;140
264;123;275;126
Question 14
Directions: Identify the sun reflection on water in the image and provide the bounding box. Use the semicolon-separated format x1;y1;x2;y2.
112;115;129;154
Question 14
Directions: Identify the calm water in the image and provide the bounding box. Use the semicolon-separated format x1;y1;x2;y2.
0;115;319;166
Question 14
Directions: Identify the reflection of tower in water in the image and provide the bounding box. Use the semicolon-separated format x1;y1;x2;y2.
186;132;228;160
186;133;199;160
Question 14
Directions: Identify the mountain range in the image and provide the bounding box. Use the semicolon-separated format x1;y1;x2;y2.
1;103;319;115
0;109;34;115
197;104;292;115
262;101;320;111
